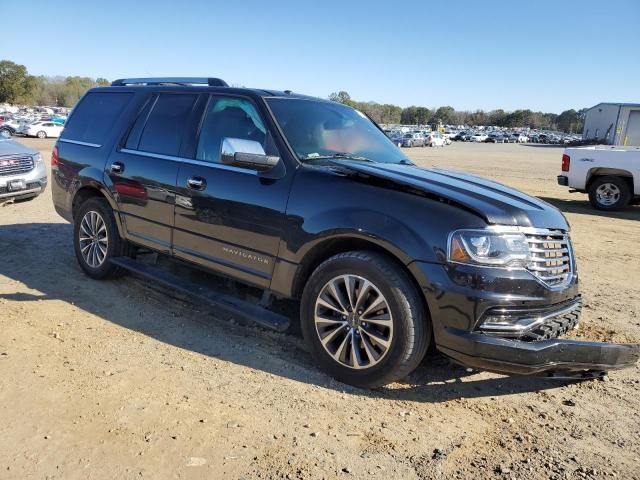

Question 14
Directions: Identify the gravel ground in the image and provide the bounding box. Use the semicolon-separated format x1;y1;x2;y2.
1;138;639;480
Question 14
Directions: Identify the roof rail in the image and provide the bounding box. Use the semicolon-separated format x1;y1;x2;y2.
111;77;229;87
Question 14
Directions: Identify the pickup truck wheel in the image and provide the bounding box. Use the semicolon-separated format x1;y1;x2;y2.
588;176;631;211
301;251;430;388
73;197;132;279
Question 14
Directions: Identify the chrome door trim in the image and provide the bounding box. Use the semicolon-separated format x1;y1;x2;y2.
59;138;102;148
119;148;259;176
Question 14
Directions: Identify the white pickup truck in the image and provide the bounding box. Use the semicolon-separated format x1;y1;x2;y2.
558;146;640;210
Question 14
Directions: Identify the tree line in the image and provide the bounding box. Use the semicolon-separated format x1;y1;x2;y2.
0;60;584;133
329;91;584;133
0;60;109;108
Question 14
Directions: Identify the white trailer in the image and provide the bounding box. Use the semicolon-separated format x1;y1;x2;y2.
582;102;640;146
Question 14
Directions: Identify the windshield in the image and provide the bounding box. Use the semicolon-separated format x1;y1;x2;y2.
266;98;408;164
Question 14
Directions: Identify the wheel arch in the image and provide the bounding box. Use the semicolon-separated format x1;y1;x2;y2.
586;168;634;193
72;184;125;238
288;235;431;327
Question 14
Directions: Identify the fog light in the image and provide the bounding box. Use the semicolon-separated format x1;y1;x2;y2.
479;314;543;333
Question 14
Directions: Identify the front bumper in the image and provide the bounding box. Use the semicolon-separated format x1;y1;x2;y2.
0;160;48;200
438;328;640;375
409;261;640;375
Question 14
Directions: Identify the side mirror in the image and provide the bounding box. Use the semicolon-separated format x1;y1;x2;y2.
220;138;280;172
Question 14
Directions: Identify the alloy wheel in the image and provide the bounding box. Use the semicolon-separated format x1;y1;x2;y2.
314;274;393;369
79;210;109;268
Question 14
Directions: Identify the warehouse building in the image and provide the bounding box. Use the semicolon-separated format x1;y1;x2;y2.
583;102;640;146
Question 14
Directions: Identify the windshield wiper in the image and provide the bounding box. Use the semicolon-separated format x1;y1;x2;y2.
303;153;375;163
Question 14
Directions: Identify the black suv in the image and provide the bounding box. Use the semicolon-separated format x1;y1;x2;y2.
51;78;639;387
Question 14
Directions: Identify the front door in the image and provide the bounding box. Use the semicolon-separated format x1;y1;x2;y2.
108;92;199;253
173;95;292;289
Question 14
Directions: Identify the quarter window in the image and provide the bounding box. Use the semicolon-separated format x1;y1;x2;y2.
62;92;133;145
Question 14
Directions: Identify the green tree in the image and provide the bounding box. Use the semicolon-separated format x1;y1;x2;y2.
62;76;99;106
429;106;455;125
380;104;402;124
488;109;506;126
556;109;582;132
415;107;431;125
466;110;488;126
0;60;37;104
400;106;418;124
328;91;355;107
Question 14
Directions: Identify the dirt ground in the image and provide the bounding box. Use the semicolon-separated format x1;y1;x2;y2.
1;138;639;480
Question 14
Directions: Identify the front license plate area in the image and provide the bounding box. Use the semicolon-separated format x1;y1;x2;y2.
8;180;25;191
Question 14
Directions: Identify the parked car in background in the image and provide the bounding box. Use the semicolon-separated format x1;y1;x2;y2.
484;133;505;143
471;132;488;142
516;133;529;143
0;137;47;202
25;121;64;139
389;132;403;147
0;124;16;138
426;132;446;147
402;132;425;147
452;131;467;141
558;145;640;210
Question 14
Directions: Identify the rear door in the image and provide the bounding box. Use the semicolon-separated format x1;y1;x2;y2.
107;92;199;253
172;94;293;289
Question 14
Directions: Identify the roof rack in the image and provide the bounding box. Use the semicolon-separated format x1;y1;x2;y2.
111;77;229;87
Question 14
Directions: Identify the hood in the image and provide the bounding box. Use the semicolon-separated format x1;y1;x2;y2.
330;160;569;230
0;138;38;157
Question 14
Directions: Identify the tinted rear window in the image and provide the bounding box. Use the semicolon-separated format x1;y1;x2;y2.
136;94;197;156
62;92;133;145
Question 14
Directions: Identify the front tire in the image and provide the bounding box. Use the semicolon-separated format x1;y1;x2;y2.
73;197;133;279
36;131;47;139
588;176;631;211
301;251;430;388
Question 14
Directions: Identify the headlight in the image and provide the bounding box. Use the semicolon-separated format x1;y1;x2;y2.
448;229;530;267
32;153;43;165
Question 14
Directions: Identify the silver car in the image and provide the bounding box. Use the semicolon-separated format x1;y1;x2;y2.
0;138;47;202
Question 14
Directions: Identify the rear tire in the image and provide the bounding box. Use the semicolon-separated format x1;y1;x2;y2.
36;131;46;139
301;251;430;388
588;176;631;211
73;197;134;279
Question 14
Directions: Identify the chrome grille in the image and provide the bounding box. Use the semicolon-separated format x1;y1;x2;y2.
0;155;34;176
525;229;573;288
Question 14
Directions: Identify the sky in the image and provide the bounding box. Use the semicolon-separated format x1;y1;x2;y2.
2;0;639;113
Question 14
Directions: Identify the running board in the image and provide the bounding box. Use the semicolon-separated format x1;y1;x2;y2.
110;256;291;332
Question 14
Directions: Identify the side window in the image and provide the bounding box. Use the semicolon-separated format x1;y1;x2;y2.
62;92;133;145
196;96;276;163
134;93;198;157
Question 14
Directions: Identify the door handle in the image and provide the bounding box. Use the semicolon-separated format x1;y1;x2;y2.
187;176;206;190
111;162;124;174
